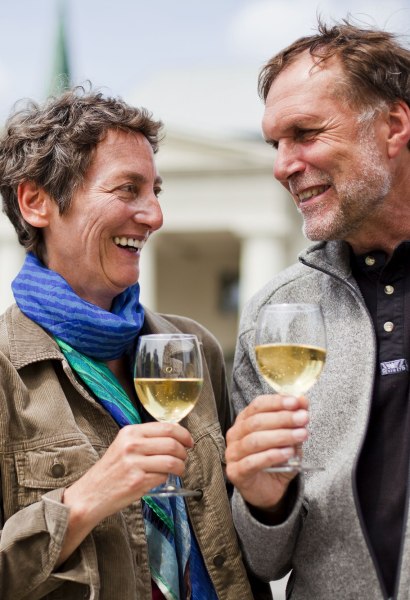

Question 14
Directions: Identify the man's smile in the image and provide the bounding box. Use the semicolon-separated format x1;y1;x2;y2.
297;185;331;203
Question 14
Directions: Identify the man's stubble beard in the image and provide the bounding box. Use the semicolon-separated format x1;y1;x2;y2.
300;129;393;242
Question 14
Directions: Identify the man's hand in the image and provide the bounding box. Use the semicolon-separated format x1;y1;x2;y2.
225;394;308;510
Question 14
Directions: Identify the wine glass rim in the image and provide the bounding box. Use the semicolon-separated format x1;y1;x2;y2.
138;334;199;339
261;302;321;312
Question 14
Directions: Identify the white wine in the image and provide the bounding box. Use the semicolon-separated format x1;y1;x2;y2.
255;343;326;396
134;378;203;423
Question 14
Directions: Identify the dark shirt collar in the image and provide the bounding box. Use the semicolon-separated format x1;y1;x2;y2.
350;241;410;278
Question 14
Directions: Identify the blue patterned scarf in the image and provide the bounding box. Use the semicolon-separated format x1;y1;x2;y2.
12;253;217;600
12;252;144;360
55;339;192;599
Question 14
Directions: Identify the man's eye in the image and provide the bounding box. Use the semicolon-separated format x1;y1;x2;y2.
154;187;162;198
266;140;278;150
295;129;316;141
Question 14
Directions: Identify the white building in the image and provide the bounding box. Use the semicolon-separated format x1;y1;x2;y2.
0;67;308;369
0;64;302;600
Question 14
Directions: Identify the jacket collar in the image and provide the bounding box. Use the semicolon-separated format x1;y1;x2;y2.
299;240;353;281
6;304;185;371
6;305;62;369
141;308;185;336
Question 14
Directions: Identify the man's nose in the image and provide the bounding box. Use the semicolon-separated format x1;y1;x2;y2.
273;140;306;183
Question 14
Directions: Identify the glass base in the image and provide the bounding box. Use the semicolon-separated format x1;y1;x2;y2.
264;463;324;473
144;485;202;498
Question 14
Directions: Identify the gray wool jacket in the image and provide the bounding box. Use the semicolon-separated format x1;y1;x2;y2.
231;240;410;600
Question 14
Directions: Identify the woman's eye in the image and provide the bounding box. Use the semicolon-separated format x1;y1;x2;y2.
117;184;138;199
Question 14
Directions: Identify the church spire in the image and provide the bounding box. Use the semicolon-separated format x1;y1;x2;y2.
48;0;71;95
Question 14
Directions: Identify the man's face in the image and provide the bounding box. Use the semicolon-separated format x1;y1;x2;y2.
43;129;163;309
262;51;392;243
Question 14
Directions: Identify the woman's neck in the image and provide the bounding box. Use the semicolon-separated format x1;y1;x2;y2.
106;356;135;400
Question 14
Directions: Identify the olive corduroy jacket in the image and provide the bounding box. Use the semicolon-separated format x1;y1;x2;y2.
0;304;270;600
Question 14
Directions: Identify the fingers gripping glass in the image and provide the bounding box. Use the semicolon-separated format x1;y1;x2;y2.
255;303;326;473
134;334;203;497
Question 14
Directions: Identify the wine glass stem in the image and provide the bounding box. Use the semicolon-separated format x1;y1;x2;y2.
288;445;302;467
165;472;178;490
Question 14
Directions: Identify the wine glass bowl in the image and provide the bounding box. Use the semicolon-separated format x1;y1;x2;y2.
255;303;326;472
134;333;203;496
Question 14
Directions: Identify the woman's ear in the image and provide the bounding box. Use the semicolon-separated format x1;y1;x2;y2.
17;181;52;228
386;100;410;158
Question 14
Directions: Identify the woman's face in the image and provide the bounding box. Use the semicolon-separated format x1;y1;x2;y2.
43;129;163;310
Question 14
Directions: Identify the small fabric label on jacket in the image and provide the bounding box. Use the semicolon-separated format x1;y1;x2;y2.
380;358;409;375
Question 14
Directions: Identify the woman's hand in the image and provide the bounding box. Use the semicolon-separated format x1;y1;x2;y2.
58;422;193;565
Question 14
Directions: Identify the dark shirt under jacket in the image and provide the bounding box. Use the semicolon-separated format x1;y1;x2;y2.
352;242;410;598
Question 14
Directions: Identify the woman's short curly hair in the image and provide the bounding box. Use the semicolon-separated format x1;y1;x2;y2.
0;84;163;258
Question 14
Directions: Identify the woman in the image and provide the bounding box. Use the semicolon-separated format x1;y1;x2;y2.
0;87;270;600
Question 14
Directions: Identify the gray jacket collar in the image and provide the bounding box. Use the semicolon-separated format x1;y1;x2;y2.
299;240;353;281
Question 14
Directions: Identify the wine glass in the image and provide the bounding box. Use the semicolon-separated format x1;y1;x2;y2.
255;303;326;472
134;333;203;497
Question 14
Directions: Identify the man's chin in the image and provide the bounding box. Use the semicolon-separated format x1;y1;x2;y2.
302;224;327;242
302;217;344;242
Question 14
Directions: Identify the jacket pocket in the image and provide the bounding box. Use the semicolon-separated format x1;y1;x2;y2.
14;438;98;509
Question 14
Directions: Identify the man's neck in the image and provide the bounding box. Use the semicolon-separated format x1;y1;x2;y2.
344;207;410;257
347;234;410;257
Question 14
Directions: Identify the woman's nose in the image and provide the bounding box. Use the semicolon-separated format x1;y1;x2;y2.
133;194;163;232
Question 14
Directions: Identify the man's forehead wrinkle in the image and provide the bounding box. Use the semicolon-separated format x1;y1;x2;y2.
264;82;342;136
263;106;319;137
269;54;342;102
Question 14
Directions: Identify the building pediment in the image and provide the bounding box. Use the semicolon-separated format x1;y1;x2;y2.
127;65;273;174
156;129;274;175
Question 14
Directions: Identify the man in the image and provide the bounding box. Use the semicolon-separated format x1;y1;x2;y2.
0;86;270;599
225;19;410;600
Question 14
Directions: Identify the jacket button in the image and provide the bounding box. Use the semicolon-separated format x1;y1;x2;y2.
51;463;65;478
213;554;225;568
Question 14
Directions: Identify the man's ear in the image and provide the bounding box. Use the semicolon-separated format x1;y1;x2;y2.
386;100;410;158
17;181;52;228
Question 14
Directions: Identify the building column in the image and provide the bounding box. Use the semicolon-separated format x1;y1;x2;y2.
238;234;287;315
138;238;157;311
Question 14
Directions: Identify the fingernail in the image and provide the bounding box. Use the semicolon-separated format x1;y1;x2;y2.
293;410;309;426
293;428;308;441
282;396;297;409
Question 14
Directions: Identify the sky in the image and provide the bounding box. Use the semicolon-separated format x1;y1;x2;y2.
0;0;409;134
